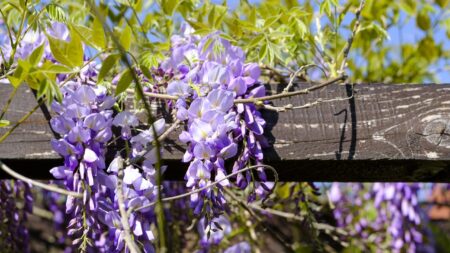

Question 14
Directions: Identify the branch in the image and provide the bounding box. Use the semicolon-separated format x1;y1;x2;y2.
246;202;347;236
129;119;183;165
222;187;296;252
235;75;347;104
282;64;328;93
158;119;182;143
263;92;355;112
0;160;82;198
130;164;278;213
338;0;365;74
125;75;346;107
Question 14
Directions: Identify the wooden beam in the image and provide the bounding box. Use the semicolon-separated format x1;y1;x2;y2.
1;82;450;182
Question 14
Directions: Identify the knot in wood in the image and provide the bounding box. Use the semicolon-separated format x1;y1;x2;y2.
422;117;450;148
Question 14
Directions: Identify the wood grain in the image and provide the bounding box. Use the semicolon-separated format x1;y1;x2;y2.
1;82;450;181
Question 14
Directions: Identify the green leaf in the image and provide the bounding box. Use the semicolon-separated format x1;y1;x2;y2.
98;54;120;82
161;0;180;16
319;0;331;16
47;28;83;68
140;51;163;69
37;78;48;99
28;43;44;66
247;34;264;49
248;8;256;25
0;120;10;128
67;27;84;67
72;25;93;45
268;42;283;63
219;33;237;43
398;0;416;15
41;64;74;73
416;10;431;31
263;14;281;29
201;37;214;53
214;6;227;28
115;69;133;95
120;25;132;51
46;4;67;22
92;17;106;49
208;5;216;28
7;76;21;88
436;0;449;8
259;42;267;61
418;37;438;61
8;59;30;88
140;65;153;80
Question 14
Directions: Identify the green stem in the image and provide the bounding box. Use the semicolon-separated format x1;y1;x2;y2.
8;0;28;67
0;100;42;143
0;87;18;120
0;160;82;197
87;2;168;251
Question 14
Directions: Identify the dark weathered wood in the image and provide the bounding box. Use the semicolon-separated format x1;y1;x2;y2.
1;82;450;181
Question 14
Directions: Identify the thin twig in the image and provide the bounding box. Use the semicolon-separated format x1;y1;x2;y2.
260;96;353;112
282;64;327;93
246;202;347;236
0;66;17;80
222;187;296;252
158;119;182;142
235;74;347;104
130;164;278;213
0;160;82;198
129;119;183;164
259;103;293;112
338;0;365;74
8;1;28;67
127;75;347;105
139;90;178;101
0;100;43;143
0;87;18;120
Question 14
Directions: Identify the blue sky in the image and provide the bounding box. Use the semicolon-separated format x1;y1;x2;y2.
212;0;450;83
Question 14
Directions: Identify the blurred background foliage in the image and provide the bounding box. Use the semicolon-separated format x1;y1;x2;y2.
1;0;449;85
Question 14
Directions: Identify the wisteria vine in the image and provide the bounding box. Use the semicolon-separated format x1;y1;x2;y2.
0;2;446;252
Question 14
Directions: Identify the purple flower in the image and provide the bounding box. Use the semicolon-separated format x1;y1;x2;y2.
113;111;139;139
224;242;251;253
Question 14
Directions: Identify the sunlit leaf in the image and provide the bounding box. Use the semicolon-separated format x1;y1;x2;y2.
0;120;10;127
115;69;133;95
120;25;132;51
28;43;44;66
98;54;120;82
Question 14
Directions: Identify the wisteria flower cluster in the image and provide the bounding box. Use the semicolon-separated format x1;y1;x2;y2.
49;79;116;248
329;183;424;252
0;180;32;253
0;22;68;67
163;26;271;220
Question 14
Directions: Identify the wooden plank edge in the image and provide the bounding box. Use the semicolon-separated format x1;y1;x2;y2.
1;158;449;182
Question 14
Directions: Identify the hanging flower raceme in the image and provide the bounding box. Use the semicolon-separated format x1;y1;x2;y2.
162;26;270;220
49;80;115;248
0;180;32;253
0;22;68;66
329;183;424;253
95;116;166;253
373;183;423;253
